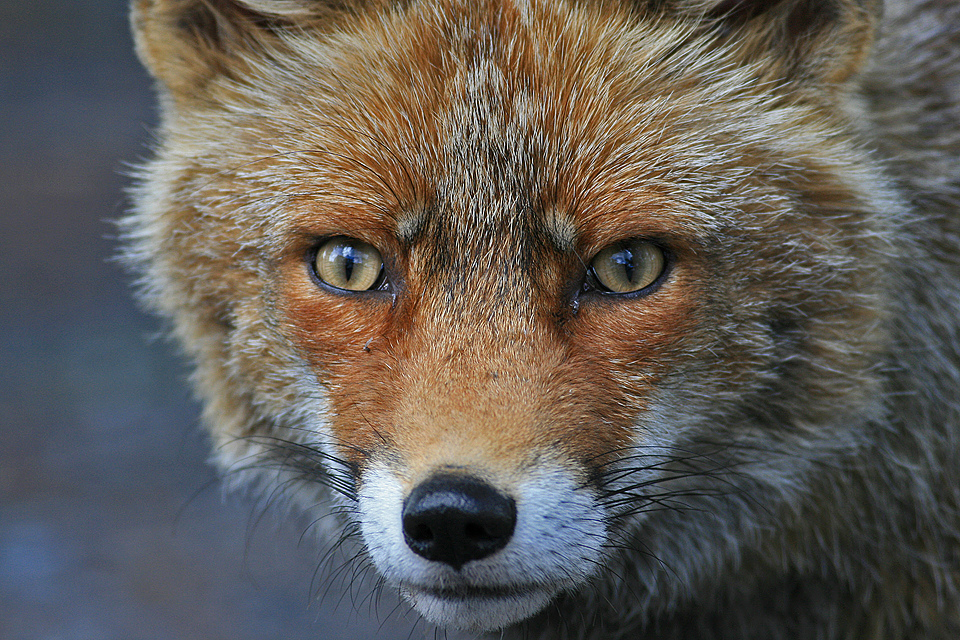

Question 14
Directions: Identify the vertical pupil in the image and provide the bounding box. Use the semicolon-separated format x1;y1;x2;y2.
340;245;356;282
614;248;635;284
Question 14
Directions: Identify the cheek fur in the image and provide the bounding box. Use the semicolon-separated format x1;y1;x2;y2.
277;251;700;481
276;255;397;450
571;262;704;383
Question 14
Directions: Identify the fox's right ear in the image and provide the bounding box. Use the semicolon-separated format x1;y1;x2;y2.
131;0;345;102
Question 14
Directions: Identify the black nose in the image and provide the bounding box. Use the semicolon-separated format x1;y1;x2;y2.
401;474;517;570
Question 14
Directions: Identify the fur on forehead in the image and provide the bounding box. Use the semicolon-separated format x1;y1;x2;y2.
140;0;878;239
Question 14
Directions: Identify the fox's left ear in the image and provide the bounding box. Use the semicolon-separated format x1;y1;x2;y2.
657;0;882;84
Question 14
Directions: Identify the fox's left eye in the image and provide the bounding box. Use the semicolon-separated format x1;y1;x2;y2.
312;236;384;292
590;239;666;294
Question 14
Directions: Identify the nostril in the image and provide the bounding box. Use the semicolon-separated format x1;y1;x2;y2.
401;474;517;571
408;522;434;543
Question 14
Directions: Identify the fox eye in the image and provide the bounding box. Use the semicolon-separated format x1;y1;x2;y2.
590;239;666;294
313;236;384;292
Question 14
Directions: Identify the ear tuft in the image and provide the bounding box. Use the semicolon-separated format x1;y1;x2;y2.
234;0;329;19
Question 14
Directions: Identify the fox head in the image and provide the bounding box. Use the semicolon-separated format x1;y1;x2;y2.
129;0;896;633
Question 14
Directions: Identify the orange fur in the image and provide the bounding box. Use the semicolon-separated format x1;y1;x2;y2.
127;0;960;637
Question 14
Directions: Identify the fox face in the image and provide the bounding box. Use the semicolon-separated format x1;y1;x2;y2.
127;0;934;635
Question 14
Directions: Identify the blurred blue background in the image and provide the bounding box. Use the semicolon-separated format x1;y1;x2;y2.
0;3;422;638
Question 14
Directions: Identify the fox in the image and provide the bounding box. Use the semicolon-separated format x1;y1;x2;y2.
125;0;960;637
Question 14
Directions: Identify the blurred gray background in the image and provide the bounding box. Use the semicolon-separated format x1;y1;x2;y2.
0;3;424;638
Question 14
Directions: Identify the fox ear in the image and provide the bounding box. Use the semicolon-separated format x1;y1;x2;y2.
658;0;881;84
131;0;344;101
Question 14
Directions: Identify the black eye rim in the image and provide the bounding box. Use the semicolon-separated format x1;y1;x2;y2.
584;238;673;299
306;235;391;295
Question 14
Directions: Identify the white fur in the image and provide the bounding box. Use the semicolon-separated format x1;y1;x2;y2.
357;461;606;632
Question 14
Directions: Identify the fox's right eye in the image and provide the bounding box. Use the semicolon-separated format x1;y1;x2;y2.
589;239;666;295
312;236;384;292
